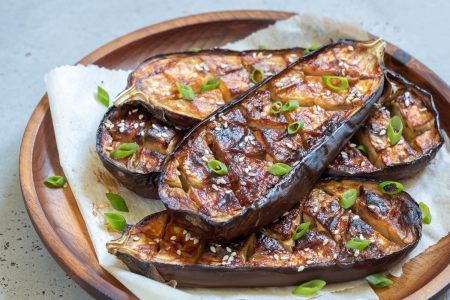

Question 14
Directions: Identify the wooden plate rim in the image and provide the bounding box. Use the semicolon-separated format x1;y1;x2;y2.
19;10;450;300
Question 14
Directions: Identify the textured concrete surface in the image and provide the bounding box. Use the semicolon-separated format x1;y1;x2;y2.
1;0;449;299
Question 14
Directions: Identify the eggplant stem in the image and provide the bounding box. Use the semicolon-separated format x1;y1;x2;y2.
113;86;148;106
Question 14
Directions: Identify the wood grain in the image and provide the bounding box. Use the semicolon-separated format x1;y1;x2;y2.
19;10;450;299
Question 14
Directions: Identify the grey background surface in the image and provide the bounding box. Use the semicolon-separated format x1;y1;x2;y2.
0;0;449;299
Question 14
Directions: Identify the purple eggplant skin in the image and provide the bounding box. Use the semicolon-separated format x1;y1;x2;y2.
117;48;304;129
158;39;386;243
325;70;444;180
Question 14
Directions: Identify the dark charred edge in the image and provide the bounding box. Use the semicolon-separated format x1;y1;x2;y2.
95;104;160;198
324;70;444;180
158;39;386;243
121;47;304;129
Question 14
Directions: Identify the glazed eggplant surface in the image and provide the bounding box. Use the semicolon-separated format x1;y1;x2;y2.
96;102;182;198
327;71;443;179
115;48;304;128
159;39;386;242
107;179;421;288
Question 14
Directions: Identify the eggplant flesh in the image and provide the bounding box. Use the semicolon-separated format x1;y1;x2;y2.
158;39;386;242
96;102;182;198
115;48;304;128
107;179;421;288
326;71;444;179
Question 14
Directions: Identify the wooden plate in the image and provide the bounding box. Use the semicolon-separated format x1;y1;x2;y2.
19;10;450;299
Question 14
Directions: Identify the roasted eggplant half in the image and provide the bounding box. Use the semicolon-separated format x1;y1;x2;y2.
158;39;386;242
114;48;304;128
107;179;421;288
326;71;444;179
96;102;182;198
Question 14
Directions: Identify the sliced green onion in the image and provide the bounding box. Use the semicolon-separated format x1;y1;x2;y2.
340;189;357;209
44;175;66;188
251;67;265;83
97;86;109;107
387;115;403;145
269;101;283;114
345;238;371;250
357;144;367;155
378;181;404;195
281;100;299;112
366;273;394;288
106;193;129;212
207;160;228;175
322;76;349;91
258;44;268;50
176;82;195;101
110;143;139;159
267;163;292;176
292;221;311;240
419;202;432;224
188;47;201;52
287;120;305;134
200;77;221;92
303;45;320;55
292;279;326;296
104;213;127;232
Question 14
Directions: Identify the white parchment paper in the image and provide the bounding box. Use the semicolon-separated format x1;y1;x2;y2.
45;14;450;300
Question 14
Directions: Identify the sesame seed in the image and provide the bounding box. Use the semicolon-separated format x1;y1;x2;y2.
161;133;169;138
304;248;310;252
139;122;145;127
368;204;378;211
379;129;386;136
274;254;280;260
354;249;360;257
225;190;233;194
360;161;366;167
306;260;314;264
176;250;181;256
419;107;428;112
323;239;329;246
223;255;229;261
185;233;191;241
350;143;356;147
226;247;232;253
220;64;227;68
352;215;360;220
183;230;187;234
193;238;199;245
231;251;237;257
210;246;216;253
333;253;338;259
132;109;138;113
152;124;160;130
333;229;340;235
297;266;305;272
348;45;354;51
170;236;176;241
138;114;144;119
274;81;284;88
132;236;140;241
239;156;245;162
201;156;208;162
212;184;220;191
241;181;247;186
248;172;257;177
282;211;289;217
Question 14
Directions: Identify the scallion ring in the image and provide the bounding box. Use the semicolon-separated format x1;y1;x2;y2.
200;77;221;92
322;75;349;91
104;213;127;232
188;47;201;52
207;160;228;175
267;163;292;176
378;181;404;195
106;193;129;212
366;274;394;288
269;101;283;114
97;86;109;107
44;175;66;188
176;82;195;101
340;188;357;209
345;238;371;250
110;143;139;159
292;221;310;240
258;44;268;50
303;44;320;55
287;120;304;134
281;100;299;112
292;279;326;296
357;144;367;155
251;67;265;83
387;115;403;145
419;202;432;224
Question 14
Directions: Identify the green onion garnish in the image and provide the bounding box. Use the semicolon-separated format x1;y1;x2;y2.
303;44;320;55
281;100;299;112
378;181;404;195
97;86;109;107
176;82;195;101
258;44;268;50
269;101;283;114
251;67;265;83
200;77;221;92
357;144;367;155
106;193;129;212
287;120;305;134
44;175;66;188
419;202;432;224
207;160;228;175
292;221;310;240
340;189;357;209
366;273;394;288
292;279;326;296
104;213;127;232
387;115;403;145
267;163;292;176
345;238;371;250
322;76;349;91
110;143;139;159
189;47;201;52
